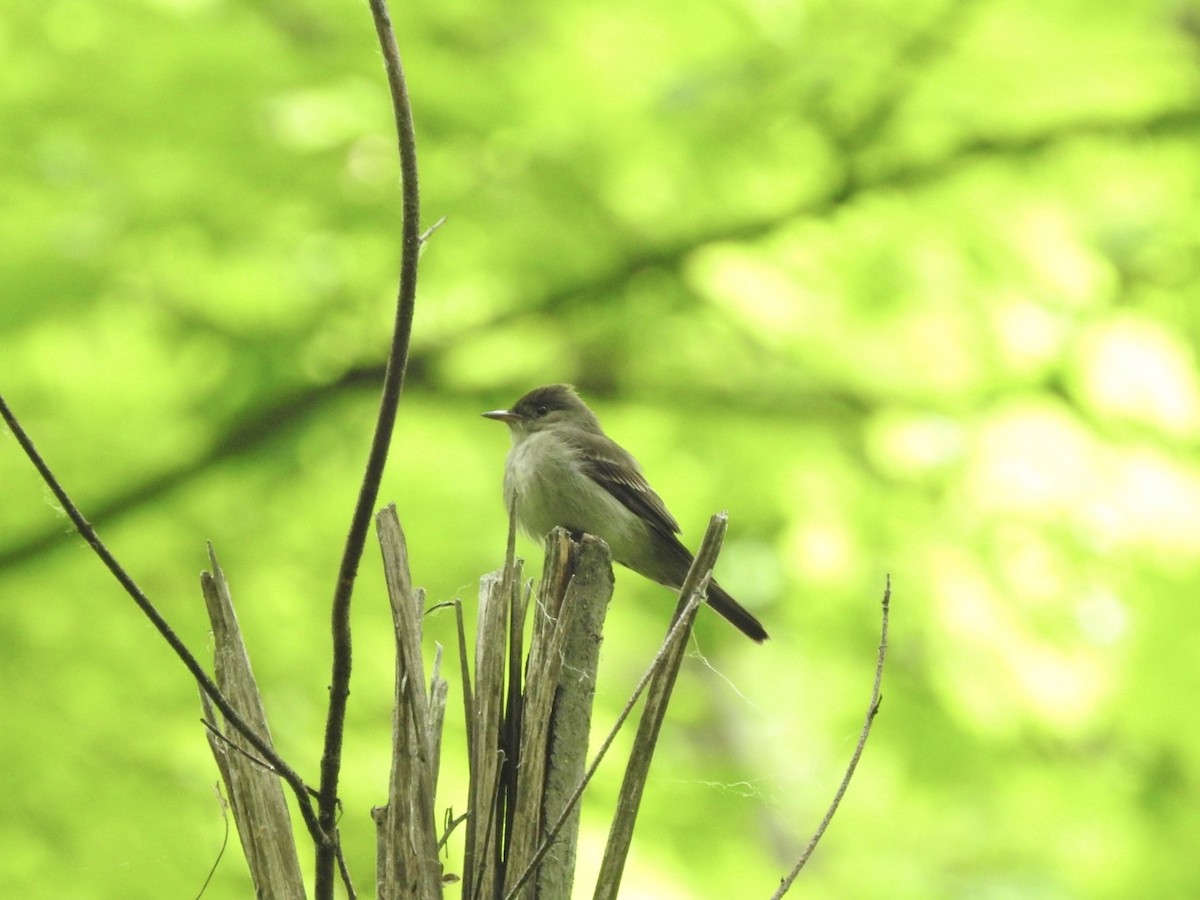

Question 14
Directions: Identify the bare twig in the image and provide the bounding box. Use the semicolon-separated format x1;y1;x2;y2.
419;215;447;246
193;784;230;900
335;831;358;900
771;575;891;898
592;514;725;900
315;0;423;892
0;393;325;847
437;809;470;851
201;721;280;776
453;598;476;777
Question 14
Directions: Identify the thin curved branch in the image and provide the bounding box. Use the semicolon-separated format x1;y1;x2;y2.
313;0;423;894
0;392;326;846
772;575;891;897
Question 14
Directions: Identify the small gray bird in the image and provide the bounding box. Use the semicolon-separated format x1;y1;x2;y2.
483;384;768;643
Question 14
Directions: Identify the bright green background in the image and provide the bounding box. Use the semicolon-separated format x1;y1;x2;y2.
3;0;1199;897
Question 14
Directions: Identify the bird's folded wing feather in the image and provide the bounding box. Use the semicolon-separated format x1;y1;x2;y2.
570;431;682;537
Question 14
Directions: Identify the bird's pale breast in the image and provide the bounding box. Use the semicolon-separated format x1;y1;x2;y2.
504;430;647;560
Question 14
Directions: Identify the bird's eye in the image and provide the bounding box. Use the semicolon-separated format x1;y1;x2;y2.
534;404;549;417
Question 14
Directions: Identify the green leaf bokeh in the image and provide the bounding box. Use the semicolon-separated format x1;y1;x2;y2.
3;0;1200;896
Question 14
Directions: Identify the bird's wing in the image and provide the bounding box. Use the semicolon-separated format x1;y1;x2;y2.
569;431;682;537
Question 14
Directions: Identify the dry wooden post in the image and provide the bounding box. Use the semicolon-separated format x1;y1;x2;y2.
462;557;522;899
374;505;444;899
535;533;612;898
501;530;614;899
369;509;624;899
443;526;610;900
199;544;307;900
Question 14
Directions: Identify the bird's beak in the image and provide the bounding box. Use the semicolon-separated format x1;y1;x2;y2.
482;408;520;423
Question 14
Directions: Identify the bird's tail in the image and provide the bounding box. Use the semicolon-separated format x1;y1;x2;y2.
704;581;769;643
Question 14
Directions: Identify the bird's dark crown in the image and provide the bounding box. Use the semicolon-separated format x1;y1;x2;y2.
509;384;602;431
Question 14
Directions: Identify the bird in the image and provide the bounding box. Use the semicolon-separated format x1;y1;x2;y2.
482;384;768;642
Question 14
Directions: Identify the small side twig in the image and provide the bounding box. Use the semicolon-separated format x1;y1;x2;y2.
193;784;230;900
771;575;891;898
437;809;470;851
335;831;357;900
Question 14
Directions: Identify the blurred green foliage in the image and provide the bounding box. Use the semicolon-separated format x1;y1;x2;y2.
3;0;1200;896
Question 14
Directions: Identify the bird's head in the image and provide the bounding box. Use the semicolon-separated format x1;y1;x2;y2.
482;383;603;438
